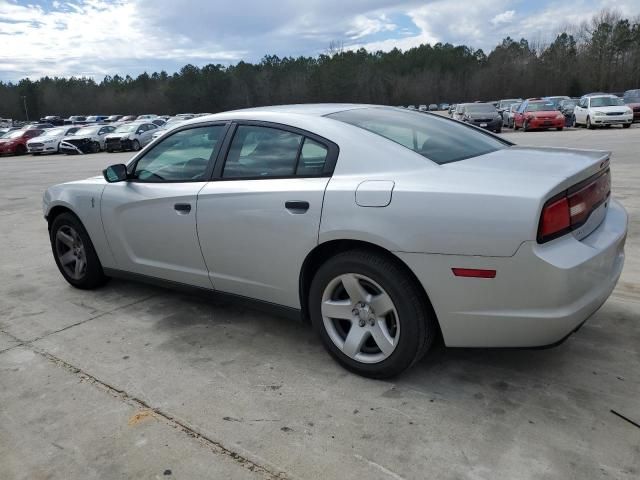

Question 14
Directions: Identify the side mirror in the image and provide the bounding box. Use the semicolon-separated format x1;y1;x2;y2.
103;164;128;183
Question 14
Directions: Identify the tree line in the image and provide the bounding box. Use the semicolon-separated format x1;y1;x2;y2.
1;10;639;120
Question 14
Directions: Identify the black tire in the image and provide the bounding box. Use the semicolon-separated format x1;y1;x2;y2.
91;141;100;153
309;249;437;378
572;115;578;127
623;123;631;128
587;116;595;129
132;140;141;151
15;144;27;155
513;121;519;131
523;120;530;131
556;127;563;131
494;127;502;133
49;212;108;290
106;148;113;153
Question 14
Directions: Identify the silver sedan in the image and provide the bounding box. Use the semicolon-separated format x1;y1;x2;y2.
43;104;627;378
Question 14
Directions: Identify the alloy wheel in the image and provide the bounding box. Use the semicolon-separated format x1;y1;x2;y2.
55;225;87;280
321;273;399;364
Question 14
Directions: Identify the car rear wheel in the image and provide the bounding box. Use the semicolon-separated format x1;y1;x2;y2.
50;212;108;290
523;120;530;131
309;249;436;378
556;127;563;131
15;144;27;155
495;127;502;133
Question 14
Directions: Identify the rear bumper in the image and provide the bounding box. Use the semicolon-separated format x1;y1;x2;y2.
467;119;502;130
397;199;627;347
527;117;564;129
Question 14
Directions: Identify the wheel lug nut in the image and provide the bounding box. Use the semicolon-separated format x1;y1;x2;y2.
358;319;366;327
368;318;375;326
352;308;359;316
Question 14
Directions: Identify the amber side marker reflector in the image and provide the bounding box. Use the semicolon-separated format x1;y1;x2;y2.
452;268;496;278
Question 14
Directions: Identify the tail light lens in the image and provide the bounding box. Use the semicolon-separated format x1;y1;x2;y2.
538;169;610;243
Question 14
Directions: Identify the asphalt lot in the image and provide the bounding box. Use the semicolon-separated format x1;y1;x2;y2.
1;125;639;479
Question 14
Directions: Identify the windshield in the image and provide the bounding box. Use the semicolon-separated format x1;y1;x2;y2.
3;130;24;139
526;102;555;112
328;107;509;165
45;128;66;136
115;124;138;133
73;127;99;136
465;104;497;113
561;100;577;107
590;96;625;107
625;96;640;103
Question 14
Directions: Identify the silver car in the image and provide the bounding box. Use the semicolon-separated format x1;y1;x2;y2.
59;125;115;154
104;122;158;152
43;105;627;378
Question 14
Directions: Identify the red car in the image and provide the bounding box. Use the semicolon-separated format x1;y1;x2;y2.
513;99;565;131
0;128;44;155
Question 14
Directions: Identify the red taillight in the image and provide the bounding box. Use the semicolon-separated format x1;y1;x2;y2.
538;169;610;243
539;196;570;240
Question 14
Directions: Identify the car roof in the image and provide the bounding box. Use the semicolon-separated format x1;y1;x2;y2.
177;104;379;127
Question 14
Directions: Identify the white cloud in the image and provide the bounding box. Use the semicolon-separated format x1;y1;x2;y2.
491;10;515;26
0;0;639;81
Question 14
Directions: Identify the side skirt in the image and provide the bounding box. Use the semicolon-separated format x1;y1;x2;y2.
103;268;303;322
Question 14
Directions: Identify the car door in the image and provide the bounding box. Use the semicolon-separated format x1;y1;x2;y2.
197;122;339;308
575;98;587;123
101;122;228;288
141;124;157;145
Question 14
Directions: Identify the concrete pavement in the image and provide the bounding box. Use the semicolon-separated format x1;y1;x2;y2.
1;126;639;479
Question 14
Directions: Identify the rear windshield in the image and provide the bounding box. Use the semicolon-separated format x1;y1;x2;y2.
465;104;497;113
526;102;555;111
327;107;510;165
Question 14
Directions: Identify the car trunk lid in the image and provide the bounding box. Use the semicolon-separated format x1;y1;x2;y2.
444;146;611;241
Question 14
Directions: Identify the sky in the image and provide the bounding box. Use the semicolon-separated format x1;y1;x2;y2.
1;0;639;82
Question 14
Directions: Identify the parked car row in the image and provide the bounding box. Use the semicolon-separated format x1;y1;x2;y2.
445;90;637;132
0;112;201;156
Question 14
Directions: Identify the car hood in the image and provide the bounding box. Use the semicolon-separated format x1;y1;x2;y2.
590;105;630;112
62;135;97;141
28;136;58;142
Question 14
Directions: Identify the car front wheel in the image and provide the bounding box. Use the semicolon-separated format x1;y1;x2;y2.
587;116;595;129
309;250;436;378
50;212;108;289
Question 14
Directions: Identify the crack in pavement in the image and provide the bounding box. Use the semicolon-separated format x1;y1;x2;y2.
0;313;292;479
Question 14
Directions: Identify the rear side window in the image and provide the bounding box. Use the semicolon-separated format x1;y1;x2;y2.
223;126;302;178
297;138;328;176
328;107;509;165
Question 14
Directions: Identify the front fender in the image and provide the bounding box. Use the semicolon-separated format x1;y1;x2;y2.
43;180;115;268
